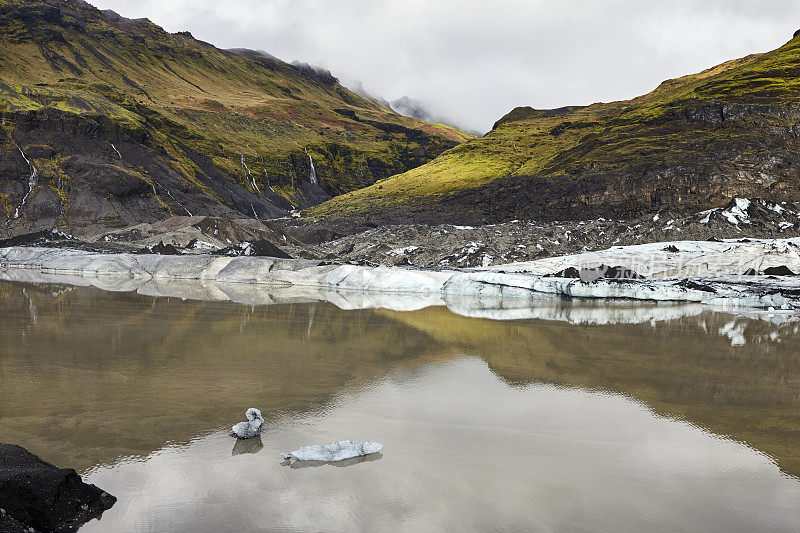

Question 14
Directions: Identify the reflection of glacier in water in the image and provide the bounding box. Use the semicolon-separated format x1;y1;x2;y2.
1;267;798;343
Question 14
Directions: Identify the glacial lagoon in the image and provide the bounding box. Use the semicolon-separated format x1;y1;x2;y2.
1;280;799;532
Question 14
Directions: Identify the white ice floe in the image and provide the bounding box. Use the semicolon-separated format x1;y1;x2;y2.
282;440;382;462
231;408;264;439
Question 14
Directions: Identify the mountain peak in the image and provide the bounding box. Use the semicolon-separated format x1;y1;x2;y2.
0;0;471;235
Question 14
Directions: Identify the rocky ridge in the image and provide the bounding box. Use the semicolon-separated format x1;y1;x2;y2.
3;198;800;270
298;198;800;267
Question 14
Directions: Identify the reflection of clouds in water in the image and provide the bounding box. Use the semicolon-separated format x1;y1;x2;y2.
82;358;800;533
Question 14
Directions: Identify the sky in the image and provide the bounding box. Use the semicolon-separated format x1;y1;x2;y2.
88;0;800;133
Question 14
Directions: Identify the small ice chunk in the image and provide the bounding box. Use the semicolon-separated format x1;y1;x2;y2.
283;440;383;462
388;245;419;256
231;408;264;439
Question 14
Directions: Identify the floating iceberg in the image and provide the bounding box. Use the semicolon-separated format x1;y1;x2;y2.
282;440;383;462
231;408;264;439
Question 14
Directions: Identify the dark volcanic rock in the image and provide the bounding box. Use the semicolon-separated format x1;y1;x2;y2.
678;280;716;293
0;444;116;533
288;198;800;268
579;265;645;283
217;239;292;258
0;229;73;248
144;241;181;255
764;265;796;276
543;265;644;282
603;266;646;280
544;267;581;278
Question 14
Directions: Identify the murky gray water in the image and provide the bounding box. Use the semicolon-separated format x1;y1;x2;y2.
1;280;799;532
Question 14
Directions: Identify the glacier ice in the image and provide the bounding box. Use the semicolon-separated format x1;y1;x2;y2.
231;408;264;439
282;440;383;462
2;238;800;312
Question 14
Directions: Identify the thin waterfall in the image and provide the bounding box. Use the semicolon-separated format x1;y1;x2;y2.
164;188;192;216
240;154;260;194
151;179;192;217
263;169;276;193
9;141;38;222
305;148;318;185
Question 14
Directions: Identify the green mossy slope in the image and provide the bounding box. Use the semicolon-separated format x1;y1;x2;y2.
312;36;800;223
0;0;471;232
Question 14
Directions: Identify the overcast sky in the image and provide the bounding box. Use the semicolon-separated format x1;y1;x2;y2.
89;0;800;133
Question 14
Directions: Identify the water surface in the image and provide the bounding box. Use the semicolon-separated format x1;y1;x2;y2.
1;281;799;532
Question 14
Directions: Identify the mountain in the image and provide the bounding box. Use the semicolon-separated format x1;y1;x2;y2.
390;96;480;136
312;33;800;225
0;0;471;235
339;78;392;110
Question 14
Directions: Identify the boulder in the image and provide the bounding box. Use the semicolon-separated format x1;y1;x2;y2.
764;265;796;276
0;444;116;533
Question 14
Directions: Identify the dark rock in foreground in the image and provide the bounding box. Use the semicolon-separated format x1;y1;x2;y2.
0;444;116;533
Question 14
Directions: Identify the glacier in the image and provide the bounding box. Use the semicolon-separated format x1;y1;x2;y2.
1;238;799;314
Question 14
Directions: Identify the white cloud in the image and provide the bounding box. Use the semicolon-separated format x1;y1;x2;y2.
89;0;800;132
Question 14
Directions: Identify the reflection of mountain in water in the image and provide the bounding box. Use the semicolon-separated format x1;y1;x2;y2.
0;281;443;471
0;280;798;478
